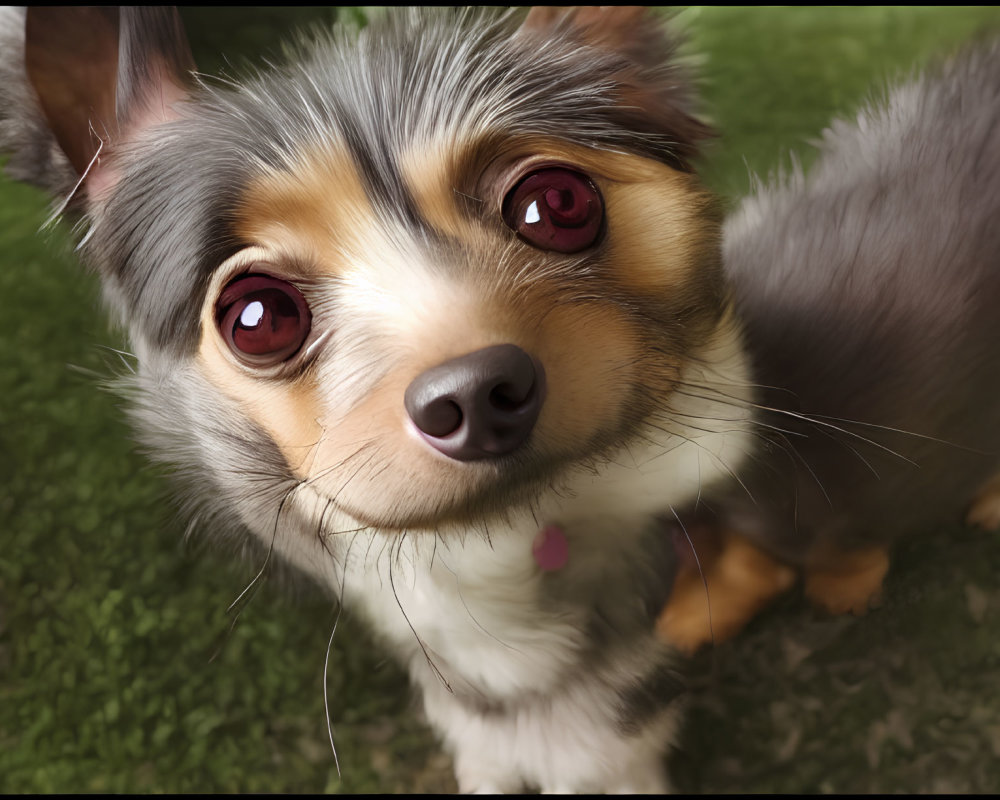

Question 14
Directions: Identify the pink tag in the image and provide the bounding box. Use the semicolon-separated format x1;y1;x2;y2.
533;525;569;571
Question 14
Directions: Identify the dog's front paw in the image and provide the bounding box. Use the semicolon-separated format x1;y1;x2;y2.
657;531;796;654
803;545;889;616
966;473;1000;530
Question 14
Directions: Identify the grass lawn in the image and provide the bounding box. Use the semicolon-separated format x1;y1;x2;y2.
3;6;1000;793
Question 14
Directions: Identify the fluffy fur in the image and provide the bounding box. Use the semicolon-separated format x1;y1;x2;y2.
657;38;1000;643
2;7;757;793
0;6;74;195
711;40;1000;564
8;5;1000;793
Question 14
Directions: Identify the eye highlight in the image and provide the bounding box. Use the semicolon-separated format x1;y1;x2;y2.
215;274;311;367
501;167;604;253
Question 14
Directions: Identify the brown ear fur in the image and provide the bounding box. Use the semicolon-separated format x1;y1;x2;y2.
518;6;712;171
25;7;120;177
24;7;194;191
520;6;657;63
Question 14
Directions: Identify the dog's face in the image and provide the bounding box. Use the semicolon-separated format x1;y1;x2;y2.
22;7;725;539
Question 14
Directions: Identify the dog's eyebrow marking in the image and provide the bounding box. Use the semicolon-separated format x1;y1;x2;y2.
399;139;474;241
233;143;380;275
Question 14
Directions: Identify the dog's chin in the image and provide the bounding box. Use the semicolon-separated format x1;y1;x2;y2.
333;464;552;533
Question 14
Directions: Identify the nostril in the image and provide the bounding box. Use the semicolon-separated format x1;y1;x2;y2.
489;380;530;412
420;397;463;438
404;344;545;461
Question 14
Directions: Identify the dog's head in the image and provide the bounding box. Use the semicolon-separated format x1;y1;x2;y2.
9;7;734;542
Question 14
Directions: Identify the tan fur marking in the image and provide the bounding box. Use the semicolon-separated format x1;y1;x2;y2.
484;139;698;189
803;545;890;616
388;292;645;451
400;142;471;240
493;140;717;290
301;298;647;528
403;135;714;273
195;247;325;476
657;532;796;654
197;336;324;476
301;369;418;523
235;144;378;271
528;302;649;451
966;472;1000;530
604;173;717;290
202;146;390;479
507;143;717;291
565;147;720;291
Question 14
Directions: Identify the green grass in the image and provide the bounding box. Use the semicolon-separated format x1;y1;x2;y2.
2;6;1000;793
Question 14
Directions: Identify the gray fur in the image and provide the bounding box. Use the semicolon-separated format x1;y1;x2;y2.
116;7;194;124
8;5;1000;791
2;8;709;356
712;41;1000;561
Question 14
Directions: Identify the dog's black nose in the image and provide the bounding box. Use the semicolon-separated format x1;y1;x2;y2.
404;344;545;461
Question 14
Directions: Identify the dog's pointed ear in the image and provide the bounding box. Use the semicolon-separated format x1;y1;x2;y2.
24;6;194;200
516;6;711;171
519;6;655;62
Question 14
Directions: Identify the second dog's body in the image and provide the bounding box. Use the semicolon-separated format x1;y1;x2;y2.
662;39;1000;648
733;40;1000;547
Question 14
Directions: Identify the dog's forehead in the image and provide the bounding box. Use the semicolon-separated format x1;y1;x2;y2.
205;7;670;193
96;7;684;355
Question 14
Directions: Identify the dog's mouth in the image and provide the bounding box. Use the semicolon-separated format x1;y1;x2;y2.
327;444;567;533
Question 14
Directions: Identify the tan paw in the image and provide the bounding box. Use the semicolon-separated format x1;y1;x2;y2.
966;474;1000;530
657;534;796;654
804;546;889;616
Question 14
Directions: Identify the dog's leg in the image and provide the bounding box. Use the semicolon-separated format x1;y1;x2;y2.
656;530;796;654
966;472;1000;530
802;544;890;616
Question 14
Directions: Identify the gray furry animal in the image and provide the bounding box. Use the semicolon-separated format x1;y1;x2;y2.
1;6;756;793
661;38;1000;647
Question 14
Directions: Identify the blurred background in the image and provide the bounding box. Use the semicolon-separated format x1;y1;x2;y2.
2;6;1000;792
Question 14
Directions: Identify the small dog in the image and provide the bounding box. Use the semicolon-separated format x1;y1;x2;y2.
2;6;757;793
7;5;1000;794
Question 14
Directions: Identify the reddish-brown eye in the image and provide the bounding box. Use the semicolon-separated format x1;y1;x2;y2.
501;167;604;253
215;274;311;367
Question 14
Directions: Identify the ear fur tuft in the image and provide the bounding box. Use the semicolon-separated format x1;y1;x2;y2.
10;6;194;205
517;6;712;171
